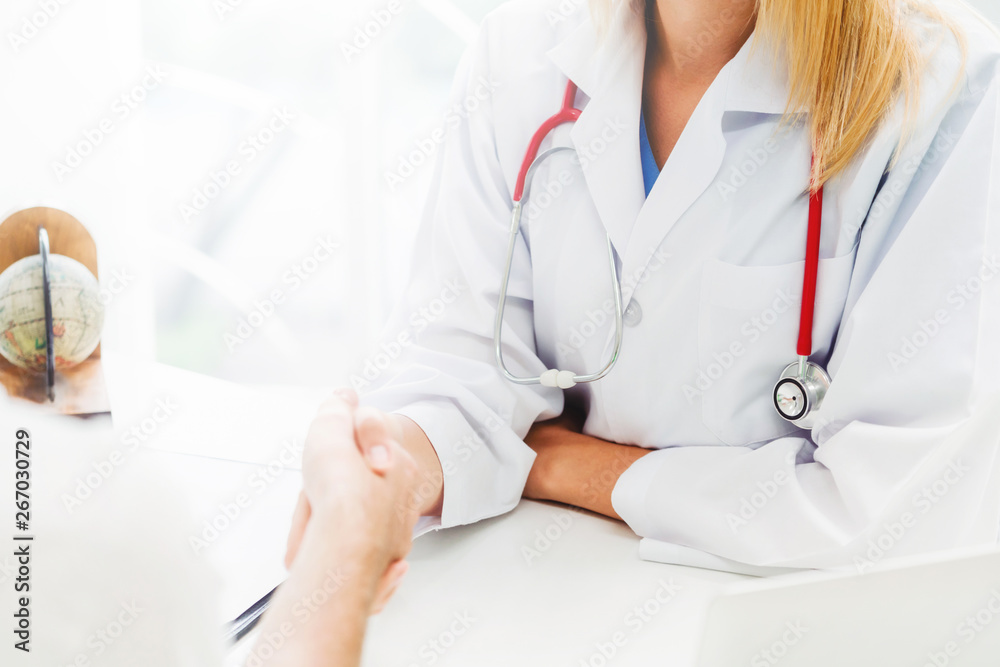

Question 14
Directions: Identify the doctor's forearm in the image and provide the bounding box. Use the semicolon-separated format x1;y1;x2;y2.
390;414;445;516
524;423;650;519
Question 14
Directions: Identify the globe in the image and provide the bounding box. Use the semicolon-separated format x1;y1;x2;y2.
0;253;105;373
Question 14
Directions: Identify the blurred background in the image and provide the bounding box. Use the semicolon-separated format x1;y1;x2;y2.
0;0;997;390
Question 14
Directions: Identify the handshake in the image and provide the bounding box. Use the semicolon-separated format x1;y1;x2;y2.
250;389;426;667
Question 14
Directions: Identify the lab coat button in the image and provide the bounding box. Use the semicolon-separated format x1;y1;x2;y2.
623;300;642;327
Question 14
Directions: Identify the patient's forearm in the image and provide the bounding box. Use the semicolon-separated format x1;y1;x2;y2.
250;511;380;667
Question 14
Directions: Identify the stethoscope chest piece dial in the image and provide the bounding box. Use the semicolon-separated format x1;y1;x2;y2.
773;361;831;429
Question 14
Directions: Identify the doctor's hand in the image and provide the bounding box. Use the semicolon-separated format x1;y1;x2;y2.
523;413;650;520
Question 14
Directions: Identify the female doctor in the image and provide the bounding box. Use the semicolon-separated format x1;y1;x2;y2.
298;0;1000;572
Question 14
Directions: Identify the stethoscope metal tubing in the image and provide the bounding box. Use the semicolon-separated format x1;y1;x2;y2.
494;148;625;387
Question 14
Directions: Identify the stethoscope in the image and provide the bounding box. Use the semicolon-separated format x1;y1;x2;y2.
494;80;831;429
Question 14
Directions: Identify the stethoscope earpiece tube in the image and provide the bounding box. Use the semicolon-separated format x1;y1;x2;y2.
494;81;623;390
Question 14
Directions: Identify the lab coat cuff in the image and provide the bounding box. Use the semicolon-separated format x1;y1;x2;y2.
391;400;513;530
414;515;443;539
610;451;662;540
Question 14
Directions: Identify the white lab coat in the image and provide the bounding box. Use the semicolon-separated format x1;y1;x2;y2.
362;0;1000;570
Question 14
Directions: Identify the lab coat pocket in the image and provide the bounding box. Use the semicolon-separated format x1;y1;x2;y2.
696;252;856;446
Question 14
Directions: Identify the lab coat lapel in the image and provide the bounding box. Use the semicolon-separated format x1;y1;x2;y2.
618;80;728;294
547;10;646;258
547;17;798;298
615;34;797;297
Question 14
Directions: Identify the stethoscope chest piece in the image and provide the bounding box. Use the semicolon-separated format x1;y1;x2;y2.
773;360;831;429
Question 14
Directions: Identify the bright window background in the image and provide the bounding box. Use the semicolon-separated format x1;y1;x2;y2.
2;0;996;391
140;0;507;387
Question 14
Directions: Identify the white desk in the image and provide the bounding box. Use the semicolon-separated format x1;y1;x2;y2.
360;501;748;667
221;499;748;667
110;364;1000;667
116;364;750;666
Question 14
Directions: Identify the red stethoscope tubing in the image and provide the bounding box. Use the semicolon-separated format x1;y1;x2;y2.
512;81;581;202
799;183;824;358
513;80;824;361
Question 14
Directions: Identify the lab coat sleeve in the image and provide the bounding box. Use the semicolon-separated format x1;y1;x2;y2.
359;21;563;529
612;56;1000;569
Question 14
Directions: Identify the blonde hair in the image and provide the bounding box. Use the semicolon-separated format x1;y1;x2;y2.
594;0;968;188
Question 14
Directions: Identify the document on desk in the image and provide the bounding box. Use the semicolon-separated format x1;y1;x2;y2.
144;449;301;625
103;364;326;623
114;362;330;467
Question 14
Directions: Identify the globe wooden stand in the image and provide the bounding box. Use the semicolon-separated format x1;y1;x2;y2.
0;207;111;417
